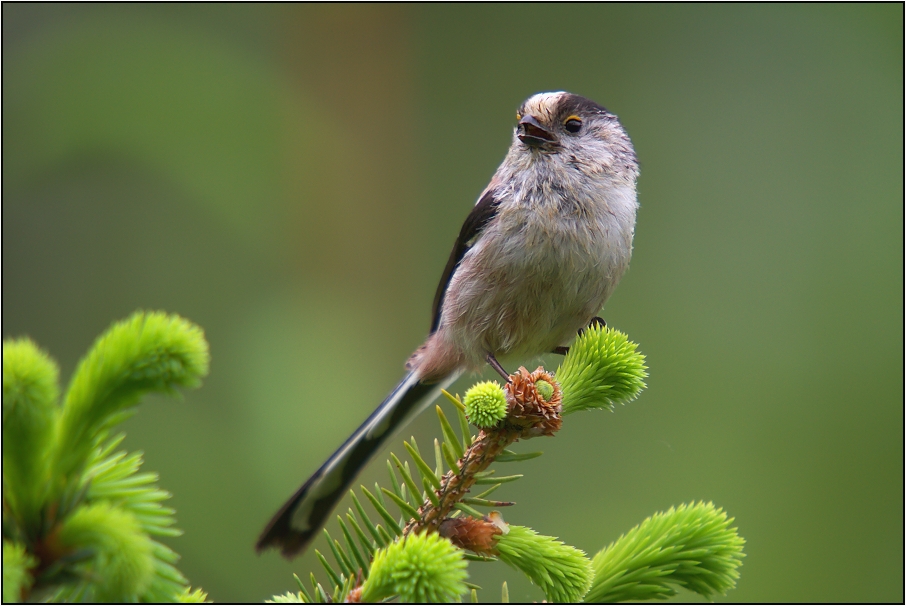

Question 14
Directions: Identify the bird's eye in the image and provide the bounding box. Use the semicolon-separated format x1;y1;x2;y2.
516;112;522;122
564;115;582;134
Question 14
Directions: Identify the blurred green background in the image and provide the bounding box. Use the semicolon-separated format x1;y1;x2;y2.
3;4;902;602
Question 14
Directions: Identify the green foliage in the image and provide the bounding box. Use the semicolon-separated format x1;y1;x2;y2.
361;533;468;603
271;325;745;604
463;380;508;428
55;312;210;499
585;502;746;603
268;591;306;603
2;339;60;533
273;327;743;603
557;325;647;415
176;586;211;603
1;311;209;602
3;540;38;602
495;525;593;603
58;502;156;601
54;433;196;602
287;401;519;603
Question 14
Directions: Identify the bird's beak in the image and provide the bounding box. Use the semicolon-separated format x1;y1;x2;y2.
518;115;558;148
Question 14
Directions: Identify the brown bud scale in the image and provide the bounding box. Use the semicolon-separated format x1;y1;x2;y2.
505;366;563;436
438;516;503;556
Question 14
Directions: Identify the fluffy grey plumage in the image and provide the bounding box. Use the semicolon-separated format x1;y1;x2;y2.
410;91;639;380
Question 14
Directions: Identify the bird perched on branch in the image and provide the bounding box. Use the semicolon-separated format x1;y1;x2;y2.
257;91;639;558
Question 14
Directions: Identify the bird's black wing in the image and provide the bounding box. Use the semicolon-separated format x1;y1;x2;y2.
430;187;501;333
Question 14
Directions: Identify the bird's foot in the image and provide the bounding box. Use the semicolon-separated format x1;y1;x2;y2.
552;317;607;356
581;316;607;334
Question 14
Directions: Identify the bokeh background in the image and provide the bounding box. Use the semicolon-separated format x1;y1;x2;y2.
3;4;902;602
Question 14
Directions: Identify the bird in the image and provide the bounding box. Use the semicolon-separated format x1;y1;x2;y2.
256;91;639;558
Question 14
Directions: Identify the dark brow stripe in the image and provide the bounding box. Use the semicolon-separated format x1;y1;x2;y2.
558;93;610;117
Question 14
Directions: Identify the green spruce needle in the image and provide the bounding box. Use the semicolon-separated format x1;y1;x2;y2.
346;511;376;559
351;491;385;547
495;525;593;603
315;549;343;590
585;501;746;603
405;441;442;489
56;312;209;486
175;586;210;603
556;324;647;415
381;487;421;520
496;450;544;463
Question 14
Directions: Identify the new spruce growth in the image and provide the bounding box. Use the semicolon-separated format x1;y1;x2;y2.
495;525;593;603
4;311;744;602
557;324;647;414
361;533;468;603
463;381;508;428
586;501;746;603
2;311;210;602
272;325;745;603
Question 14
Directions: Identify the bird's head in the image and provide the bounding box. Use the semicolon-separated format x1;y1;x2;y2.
511;91;637;179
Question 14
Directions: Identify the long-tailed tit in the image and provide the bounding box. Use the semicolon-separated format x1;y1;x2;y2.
257;91;639;558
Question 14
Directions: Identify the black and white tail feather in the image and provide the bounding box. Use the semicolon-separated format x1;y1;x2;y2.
255;371;460;557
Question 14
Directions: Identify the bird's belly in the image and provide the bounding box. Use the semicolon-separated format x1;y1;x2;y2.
442;220;625;367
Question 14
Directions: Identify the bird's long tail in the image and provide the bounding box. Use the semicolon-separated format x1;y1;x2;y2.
256;370;461;558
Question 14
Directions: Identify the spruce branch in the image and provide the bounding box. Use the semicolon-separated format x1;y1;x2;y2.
404;366;562;538
585;501;746;603
273;325;746;605
1;310;209;602
55;311;210;496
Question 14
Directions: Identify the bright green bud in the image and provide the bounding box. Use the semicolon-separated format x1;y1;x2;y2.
176;587;211;603
556;325;647;415
3;540;37;602
495;525;592;603
266;592;304;603
2;339;60;530
58;502;155;602
535;379;554;401
586;501;746;603
362;532;468;603
463;381;508;428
